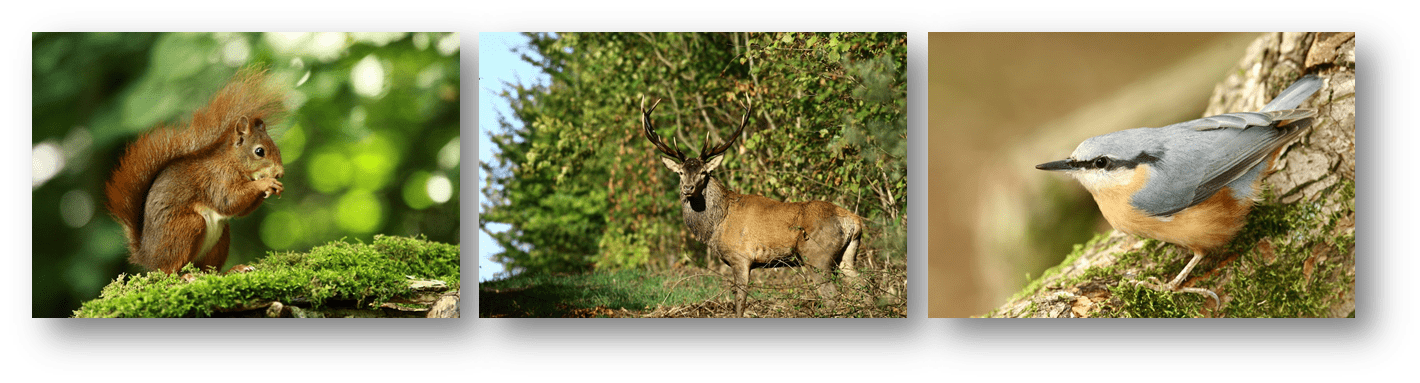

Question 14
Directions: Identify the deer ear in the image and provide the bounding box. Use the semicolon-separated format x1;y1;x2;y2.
703;154;725;173
661;157;684;174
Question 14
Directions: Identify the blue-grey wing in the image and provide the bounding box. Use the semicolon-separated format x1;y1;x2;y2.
1129;75;1323;217
1177;110;1315;131
1190;117;1312;208
1134;115;1312;217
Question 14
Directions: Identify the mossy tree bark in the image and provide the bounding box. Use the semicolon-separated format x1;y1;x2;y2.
990;32;1355;318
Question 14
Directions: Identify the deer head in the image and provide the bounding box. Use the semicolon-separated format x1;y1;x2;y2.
641;96;749;198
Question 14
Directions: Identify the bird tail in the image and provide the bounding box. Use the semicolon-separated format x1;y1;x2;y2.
1261;74;1324;112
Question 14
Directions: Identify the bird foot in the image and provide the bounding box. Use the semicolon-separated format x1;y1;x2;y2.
1129;277;1220;308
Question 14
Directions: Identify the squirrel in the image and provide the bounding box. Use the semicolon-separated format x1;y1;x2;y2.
104;68;286;275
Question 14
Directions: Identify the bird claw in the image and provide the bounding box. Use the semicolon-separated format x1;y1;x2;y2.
1177;287;1221;308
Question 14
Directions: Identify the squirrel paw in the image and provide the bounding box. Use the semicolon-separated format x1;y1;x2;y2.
227;264;256;274
256;178;284;199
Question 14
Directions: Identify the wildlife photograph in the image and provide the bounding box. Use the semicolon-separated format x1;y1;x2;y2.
927;32;1354;318
32;32;462;318
479;32;907;318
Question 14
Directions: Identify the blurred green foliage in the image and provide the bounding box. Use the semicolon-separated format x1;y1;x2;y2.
482;32;906;276
32;32;461;318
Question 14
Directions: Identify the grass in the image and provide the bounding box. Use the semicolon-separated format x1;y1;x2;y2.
479;261;907;318
478;268;722;318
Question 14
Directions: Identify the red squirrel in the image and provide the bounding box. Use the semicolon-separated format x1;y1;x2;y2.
104;68;286;274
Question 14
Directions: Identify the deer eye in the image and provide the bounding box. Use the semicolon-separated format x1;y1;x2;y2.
255;147;266;158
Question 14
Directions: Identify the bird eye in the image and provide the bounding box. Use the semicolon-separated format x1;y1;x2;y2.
255;147;266;158
1092;157;1109;169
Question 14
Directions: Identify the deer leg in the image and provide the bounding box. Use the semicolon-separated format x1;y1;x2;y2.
839;236;861;280
808;261;841;313
732;261;751;318
808;254;839;302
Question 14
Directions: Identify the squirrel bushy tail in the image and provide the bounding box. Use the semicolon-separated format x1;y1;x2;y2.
104;68;286;255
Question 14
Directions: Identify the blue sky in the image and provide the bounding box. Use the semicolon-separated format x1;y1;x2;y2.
477;32;547;281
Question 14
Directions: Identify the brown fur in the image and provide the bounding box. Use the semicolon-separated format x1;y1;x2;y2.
675;176;862;317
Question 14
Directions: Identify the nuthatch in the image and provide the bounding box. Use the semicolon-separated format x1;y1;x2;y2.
1036;74;1324;304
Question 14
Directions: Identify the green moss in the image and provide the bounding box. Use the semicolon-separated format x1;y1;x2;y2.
1222;253;1341;318
1102;282;1209;318
1216;181;1352;317
73;235;459;318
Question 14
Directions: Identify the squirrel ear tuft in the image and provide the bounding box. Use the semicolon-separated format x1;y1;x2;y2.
232;117;251;147
235;116;253;135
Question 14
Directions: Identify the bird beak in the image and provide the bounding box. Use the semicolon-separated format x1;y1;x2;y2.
1035;160;1072;171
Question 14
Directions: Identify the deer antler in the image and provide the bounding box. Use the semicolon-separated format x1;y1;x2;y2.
642;96;686;161
701;96;750;160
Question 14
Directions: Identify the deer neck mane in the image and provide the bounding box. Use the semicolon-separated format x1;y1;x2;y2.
681;176;736;243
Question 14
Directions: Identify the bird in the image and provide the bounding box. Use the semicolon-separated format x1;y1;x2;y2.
1036;74;1325;305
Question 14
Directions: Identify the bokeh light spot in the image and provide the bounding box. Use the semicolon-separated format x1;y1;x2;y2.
336;190;384;234
402;171;433;210
351;133;399;190
352;54;385;98
307;149;353;193
260;210;304;250
437;137;460;169
60;189;94;228
427;172;453;204
32;141;64;189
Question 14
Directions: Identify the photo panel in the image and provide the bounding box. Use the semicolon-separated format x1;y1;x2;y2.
32;32;462;318
479;32;907;318
927;32;1354;318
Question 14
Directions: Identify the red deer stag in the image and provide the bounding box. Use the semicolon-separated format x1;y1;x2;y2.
640;96;863;317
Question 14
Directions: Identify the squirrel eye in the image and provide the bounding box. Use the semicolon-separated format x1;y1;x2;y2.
1092;157;1109;169
255;147;266;158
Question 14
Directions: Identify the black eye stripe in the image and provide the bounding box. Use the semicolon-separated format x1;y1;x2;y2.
1134;151;1161;165
1069;151;1159;170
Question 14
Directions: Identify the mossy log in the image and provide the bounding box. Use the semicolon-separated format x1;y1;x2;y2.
74;235;461;318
